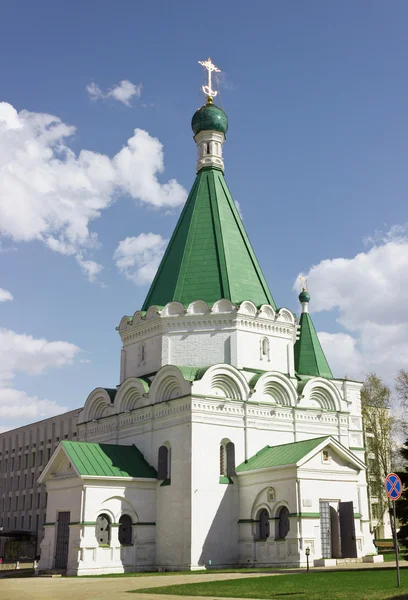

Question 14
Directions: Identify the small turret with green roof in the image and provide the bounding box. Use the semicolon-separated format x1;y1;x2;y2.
294;286;333;379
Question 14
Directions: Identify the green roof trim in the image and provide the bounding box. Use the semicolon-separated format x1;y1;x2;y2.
294;312;333;379
142;167;276;311
177;366;210;382
104;388;117;403
61;441;157;479
236;436;329;473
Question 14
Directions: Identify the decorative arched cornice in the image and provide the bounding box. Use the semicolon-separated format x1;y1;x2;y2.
298;377;343;412
276;308;295;325
251;372;297;407
237;301;257;317
145;305;161;321
78;388;115;424
212;299;236;314
258;304;276;321
186;300;210;315
161;302;185;317
114;377;150;414
149;365;192;404
192;364;250;401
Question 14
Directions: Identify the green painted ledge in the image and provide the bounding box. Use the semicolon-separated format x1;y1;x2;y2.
219;476;234;484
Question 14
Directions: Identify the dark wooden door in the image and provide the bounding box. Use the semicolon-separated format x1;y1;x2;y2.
54;511;70;569
339;501;357;558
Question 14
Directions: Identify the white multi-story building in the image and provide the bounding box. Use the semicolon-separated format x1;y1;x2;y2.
0;409;80;559
15;63;379;575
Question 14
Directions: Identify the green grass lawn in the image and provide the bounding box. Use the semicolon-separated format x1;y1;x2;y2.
77;567;284;578
132;570;408;600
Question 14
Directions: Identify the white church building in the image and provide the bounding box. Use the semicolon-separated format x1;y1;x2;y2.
37;60;377;575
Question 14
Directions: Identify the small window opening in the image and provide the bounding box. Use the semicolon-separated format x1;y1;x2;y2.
96;513;111;545
277;506;290;539
258;509;270;540
118;514;132;545
158;445;170;481
220;441;236;478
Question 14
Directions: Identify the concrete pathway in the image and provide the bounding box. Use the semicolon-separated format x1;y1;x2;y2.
2;562;408;600
0;571;278;600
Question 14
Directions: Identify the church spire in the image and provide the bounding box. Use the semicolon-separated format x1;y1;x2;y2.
141;59;276;311
294;286;333;379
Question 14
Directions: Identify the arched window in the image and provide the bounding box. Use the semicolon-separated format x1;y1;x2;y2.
96;513;111;546
260;338;270;361
139;343;146;363
277;506;290;539
118;514;133;545
220;441;236;478
158;445;171;481
258;509;270;540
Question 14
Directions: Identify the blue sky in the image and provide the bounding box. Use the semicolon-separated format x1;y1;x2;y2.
1;1;407;430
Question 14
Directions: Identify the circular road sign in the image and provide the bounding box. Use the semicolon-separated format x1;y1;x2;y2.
385;473;402;501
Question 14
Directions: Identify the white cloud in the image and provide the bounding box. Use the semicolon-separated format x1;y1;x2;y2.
234;200;243;220
87;80;143;106
0;388;68;420
0;288;13;302
0;102;186;280
0;328;80;384
294;227;408;382
0;327;80;431
114;233;167;285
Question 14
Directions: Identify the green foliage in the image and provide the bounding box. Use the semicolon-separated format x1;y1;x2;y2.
361;374;394;536
132;571;408;600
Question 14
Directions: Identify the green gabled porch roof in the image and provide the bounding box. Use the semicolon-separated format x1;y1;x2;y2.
236;436;329;473
61;441;157;479
294;312;333;379
142;167;276;310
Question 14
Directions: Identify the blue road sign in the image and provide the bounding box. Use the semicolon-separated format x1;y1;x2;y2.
385;473;402;500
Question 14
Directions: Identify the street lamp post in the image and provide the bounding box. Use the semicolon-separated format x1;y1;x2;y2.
305;546;310;573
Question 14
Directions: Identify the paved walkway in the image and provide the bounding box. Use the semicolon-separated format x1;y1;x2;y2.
0;571;277;600
2;562;408;600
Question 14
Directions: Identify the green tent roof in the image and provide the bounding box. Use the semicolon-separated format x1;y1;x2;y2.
61;441;157;479
294;312;333;379
142;167;276;310
236;436;329;472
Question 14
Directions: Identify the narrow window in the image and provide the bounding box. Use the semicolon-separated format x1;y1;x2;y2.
96;513;111;546
140;343;146;363
258;509;270;540
118;514;133;545
277;506;290;539
226;442;236;477
220;444;225;476
158;445;169;480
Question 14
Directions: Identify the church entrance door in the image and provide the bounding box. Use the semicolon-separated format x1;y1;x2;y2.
319;501;331;558
339;501;357;558
54;511;70;570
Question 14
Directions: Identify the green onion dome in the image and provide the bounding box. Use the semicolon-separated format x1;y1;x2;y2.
299;290;310;303
191;99;228;136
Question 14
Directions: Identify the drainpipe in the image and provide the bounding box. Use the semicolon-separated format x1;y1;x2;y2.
297;478;303;551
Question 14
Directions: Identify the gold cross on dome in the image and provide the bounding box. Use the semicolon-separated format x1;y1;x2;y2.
300;276;308;291
198;57;221;100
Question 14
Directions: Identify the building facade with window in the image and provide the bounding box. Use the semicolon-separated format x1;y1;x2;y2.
36;69;377;575
0;409;80;559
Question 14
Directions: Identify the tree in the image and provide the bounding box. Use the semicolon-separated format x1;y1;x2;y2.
395;370;408;542
361;374;394;538
396;369;408;425
396;439;408;541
